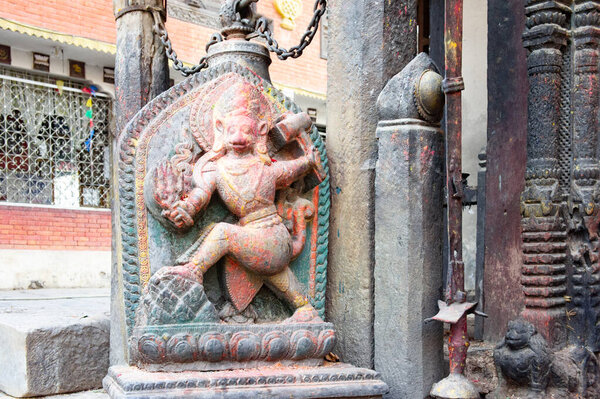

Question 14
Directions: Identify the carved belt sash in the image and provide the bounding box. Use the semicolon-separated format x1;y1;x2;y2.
238;205;279;226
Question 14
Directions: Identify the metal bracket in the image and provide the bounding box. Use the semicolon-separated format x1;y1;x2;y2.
443;173;478;206
442;76;465;93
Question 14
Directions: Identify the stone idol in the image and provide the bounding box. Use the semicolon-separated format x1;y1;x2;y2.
103;37;388;397
489;319;600;399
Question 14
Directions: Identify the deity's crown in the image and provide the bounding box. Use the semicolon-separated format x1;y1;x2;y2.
214;80;272;125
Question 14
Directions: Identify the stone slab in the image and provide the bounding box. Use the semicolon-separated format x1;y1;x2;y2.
103;363;388;398
0;289;110;397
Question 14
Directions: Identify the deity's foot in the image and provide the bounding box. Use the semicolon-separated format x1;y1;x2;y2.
284;304;323;324
151;264;201;284
219;302;258;324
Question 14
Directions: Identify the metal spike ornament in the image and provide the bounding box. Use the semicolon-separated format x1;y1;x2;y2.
429;0;480;398
274;0;302;30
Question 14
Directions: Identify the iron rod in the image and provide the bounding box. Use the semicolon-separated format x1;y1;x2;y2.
444;0;468;376
0;74;111;98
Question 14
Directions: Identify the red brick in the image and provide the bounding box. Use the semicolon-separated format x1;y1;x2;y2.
0;204;113;250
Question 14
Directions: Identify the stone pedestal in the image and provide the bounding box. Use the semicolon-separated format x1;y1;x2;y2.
104;363;387;399
129;322;335;372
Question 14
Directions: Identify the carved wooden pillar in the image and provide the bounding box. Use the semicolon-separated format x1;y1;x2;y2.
520;0;571;348
569;0;600;351
491;1;600;396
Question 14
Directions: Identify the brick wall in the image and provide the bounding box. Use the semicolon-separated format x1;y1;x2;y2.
0;204;111;251
0;0;327;94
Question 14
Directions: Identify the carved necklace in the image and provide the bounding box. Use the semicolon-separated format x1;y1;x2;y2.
219;159;265;203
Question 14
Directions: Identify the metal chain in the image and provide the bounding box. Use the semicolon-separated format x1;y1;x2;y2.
151;10;223;76
151;0;326;76
255;0;326;60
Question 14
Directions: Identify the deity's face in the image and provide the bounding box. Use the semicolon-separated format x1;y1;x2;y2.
505;320;535;350
216;112;268;155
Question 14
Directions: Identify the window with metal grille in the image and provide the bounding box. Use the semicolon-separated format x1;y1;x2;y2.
0;67;112;208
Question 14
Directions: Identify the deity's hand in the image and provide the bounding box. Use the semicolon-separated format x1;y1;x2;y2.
306;145;319;167
161;200;194;229
153;160;184;210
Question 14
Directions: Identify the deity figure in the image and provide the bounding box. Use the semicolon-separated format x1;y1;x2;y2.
493;319;552;395
147;78;323;324
491;319;600;398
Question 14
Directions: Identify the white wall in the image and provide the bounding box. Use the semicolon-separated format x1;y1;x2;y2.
0;250;110;290
462;0;487;291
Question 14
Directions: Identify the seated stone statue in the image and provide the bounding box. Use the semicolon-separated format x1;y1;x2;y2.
490;319;600;398
493;319;552;395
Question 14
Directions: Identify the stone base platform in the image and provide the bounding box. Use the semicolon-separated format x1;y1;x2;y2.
103;363;388;398
131;322;336;371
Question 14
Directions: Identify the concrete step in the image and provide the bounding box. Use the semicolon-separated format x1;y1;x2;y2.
0;289;110;398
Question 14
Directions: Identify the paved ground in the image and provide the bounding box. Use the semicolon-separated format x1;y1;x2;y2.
0;287;110;333
0;389;108;398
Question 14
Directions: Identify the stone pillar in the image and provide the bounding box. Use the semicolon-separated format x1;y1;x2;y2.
110;0;169;366
326;0;417;369
112;0;170;134
520;0;570;348
374;53;445;398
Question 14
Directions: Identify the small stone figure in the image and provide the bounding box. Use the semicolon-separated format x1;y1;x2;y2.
490;319;600;398
149;78;322;324
493;319;552;397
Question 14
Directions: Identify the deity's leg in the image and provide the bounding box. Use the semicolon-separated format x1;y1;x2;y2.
265;267;323;323
225;221;292;275
185;221;291;279
185;222;232;279
264;267;309;308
